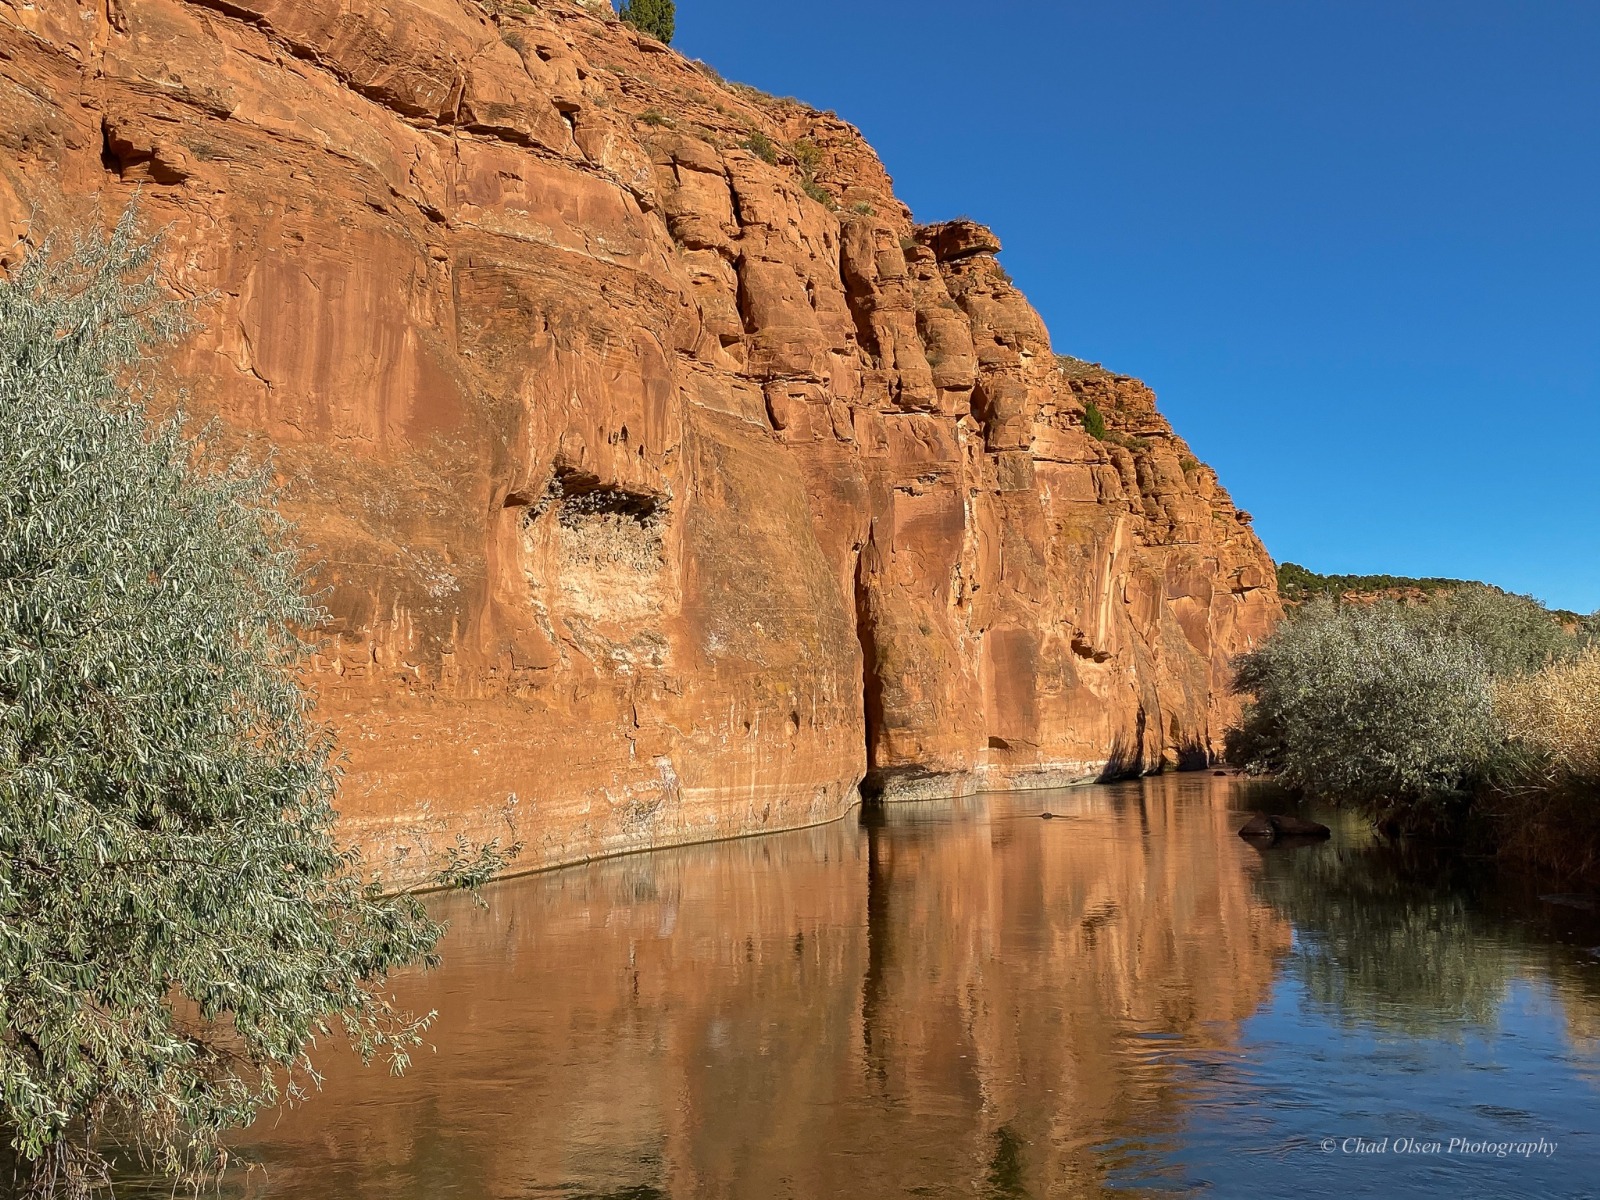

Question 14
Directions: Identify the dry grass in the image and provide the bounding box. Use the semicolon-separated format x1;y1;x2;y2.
1496;646;1600;779
1490;647;1600;880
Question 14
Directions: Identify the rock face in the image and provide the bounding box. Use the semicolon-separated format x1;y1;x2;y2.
0;0;1280;882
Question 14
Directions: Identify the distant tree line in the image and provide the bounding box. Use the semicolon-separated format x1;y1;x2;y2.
1277;562;1599;629
1277;561;1473;603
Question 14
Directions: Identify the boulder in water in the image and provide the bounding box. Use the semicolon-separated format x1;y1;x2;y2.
1238;813;1331;842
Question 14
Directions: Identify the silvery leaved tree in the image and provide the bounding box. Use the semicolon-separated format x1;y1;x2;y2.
1227;598;1499;832
0;210;475;1197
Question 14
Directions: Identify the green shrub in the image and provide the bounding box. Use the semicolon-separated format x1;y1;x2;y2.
1234;573;1600;871
1229;585;1587;837
790;138;835;208
741;130;778;164
619;0;674;43
1426;584;1576;677
1081;400;1107;441
791;137;823;172
1228;600;1499;832
639;107;668;126
0;213;512;1196
802;177;835;208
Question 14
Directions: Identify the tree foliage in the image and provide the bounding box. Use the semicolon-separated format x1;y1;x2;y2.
619;0;674;43
1228;599;1498;831
1426;585;1577;677
0;212;463;1196
1228;586;1588;840
1275;561;1470;602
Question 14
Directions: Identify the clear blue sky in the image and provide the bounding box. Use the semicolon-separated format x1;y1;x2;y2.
668;1;1600;613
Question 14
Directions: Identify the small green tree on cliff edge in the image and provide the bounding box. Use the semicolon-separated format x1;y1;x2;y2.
619;0;675;43
0;211;509;1198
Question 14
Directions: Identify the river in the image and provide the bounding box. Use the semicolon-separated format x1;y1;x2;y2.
134;774;1600;1198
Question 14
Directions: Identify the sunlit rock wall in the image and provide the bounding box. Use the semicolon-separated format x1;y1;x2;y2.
0;0;1280;880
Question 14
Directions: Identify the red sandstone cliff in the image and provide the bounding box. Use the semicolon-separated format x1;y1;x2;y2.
0;0;1280;881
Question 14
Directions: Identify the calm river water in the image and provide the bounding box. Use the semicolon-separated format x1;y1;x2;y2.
152;775;1600;1197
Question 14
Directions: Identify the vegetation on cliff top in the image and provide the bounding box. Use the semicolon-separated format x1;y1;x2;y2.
0;215;511;1197
1280;563;1478;601
619;0;675;44
1278;562;1600;629
1276;561;1473;603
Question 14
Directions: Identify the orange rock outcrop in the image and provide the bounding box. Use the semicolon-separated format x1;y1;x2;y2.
0;0;1280;881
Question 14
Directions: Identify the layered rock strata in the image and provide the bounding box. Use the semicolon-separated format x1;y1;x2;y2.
0;0;1280;882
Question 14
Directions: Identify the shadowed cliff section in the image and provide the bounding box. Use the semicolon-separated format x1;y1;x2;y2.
0;0;1280;883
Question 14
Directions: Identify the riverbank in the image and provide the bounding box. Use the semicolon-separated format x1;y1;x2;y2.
392;757;1191;894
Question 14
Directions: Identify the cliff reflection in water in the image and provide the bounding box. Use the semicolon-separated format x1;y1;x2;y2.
197;776;1282;1198
194;775;1599;1200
